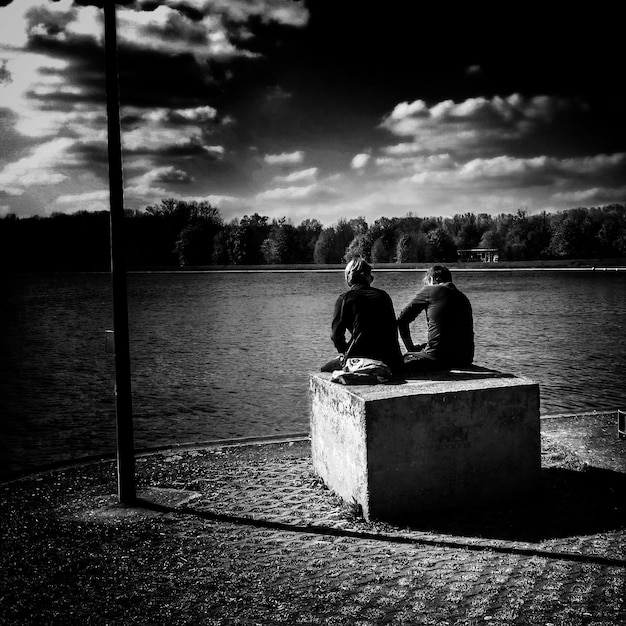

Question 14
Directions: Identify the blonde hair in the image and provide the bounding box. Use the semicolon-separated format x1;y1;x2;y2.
345;257;372;286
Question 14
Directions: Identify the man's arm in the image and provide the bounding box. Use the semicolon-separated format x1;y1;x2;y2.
397;316;416;352
397;293;428;352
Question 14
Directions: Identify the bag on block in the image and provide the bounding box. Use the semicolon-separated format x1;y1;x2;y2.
330;357;393;385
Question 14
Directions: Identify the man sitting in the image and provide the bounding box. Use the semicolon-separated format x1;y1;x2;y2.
397;265;474;374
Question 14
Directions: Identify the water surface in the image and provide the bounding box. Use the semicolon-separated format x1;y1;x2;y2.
1;269;624;476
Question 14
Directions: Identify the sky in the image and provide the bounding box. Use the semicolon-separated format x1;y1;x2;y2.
0;0;625;226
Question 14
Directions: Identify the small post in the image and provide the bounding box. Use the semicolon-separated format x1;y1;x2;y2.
104;0;136;503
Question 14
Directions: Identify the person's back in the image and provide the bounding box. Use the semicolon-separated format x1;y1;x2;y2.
397;265;474;371
332;284;403;373
323;257;403;375
404;282;474;365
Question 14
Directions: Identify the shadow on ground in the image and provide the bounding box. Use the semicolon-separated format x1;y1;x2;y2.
395;465;626;542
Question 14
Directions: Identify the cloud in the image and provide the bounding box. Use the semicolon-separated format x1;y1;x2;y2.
351;153;370;169
121;124;224;159
11;0;309;61
376;153;455;177
181;193;241;205
404;153;626;189
0;0;313;218
130;166;195;187
256;184;316;200
559;152;626;176
0;138;74;191
256;183;338;203
119;5;249;60
127;0;308;60
0;52;85;138
185;0;310;27
458;155;551;182
553;186;626;204
0;0;97;49
0;61;11;84
3;0;308;116
273;167;317;183
381;143;423;156
380;94;589;157
139;105;219;125
54;189;110;212
264;151;305;165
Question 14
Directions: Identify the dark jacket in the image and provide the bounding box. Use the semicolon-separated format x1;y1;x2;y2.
397;282;474;366
331;285;404;374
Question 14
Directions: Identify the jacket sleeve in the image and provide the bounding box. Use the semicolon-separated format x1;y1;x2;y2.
397;290;428;350
330;295;349;353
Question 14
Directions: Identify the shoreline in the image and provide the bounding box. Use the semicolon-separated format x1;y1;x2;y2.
112;259;626;273
3;258;626;274
4;266;626;275
1;409;621;485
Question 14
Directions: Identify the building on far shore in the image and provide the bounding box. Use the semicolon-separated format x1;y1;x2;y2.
457;248;499;263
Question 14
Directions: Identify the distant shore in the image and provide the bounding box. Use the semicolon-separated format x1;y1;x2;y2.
125;258;626;272
3;258;625;273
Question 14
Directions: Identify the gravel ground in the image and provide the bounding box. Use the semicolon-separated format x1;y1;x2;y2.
1;420;625;625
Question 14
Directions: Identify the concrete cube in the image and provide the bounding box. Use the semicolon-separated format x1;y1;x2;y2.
310;369;541;521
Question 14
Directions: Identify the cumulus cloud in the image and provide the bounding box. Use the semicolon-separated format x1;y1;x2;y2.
184;0;310;27
54;189;109;212
130;166;195;187
119;106;225;165
0;52;79;137
381;143;423;156
119;5;248;59
19;104;106;140
140;105;219;125
8;0;309;62
559;152;626;175
0;138;74;191
273;167;317;183
256;184;316;200
458;155;551;180
553;185;626;203
121;125;224;159
0;0;99;49
256;182;337;203
380;94;588;156
404;153;626;190
351;153;370;169
264;151;305;165
116;0;309;61
181;193;241;206
376;153;455;177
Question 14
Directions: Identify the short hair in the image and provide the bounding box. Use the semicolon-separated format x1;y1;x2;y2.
345;257;372;286
424;265;452;285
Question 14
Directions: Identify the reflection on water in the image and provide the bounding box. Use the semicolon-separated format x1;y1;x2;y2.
1;269;625;475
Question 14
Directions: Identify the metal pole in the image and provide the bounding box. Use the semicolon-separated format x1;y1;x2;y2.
104;0;136;503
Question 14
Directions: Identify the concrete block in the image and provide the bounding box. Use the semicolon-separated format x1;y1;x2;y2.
310;368;541;521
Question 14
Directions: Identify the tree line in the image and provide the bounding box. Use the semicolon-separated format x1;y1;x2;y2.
1;200;625;271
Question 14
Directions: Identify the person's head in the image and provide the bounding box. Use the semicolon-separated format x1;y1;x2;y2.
345;257;373;287
423;265;452;286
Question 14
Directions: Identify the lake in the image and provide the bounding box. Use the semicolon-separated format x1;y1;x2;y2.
1;269;625;477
